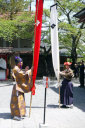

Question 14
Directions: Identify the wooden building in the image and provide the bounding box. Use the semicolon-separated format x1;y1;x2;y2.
0;38;70;79
0;49;70;79
0;38;33;80
73;8;85;23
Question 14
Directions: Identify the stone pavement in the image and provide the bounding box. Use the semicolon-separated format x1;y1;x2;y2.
0;78;85;128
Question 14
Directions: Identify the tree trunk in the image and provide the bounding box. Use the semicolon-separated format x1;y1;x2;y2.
71;38;77;69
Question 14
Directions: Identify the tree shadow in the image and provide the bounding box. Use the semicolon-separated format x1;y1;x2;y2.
73;86;85;112
0;113;11;119
50;86;59;94
50;86;85;112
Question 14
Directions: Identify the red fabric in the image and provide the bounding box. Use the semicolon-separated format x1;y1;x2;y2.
32;0;43;95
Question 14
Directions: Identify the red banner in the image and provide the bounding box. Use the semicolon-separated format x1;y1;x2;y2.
32;0;43;95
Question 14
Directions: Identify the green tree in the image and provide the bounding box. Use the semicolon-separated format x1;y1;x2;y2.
0;12;35;42
54;0;85;66
0;0;35;43
0;0;30;19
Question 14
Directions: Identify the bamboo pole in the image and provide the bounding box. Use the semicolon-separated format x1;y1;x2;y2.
57;71;60;108
58;60;60;108
58;81;60;108
29;92;32;118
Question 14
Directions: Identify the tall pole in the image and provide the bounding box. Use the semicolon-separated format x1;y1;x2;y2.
29;0;44;117
50;3;60;108
43;87;47;124
58;76;60;108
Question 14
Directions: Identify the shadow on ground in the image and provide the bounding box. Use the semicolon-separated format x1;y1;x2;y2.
0;83;14;87
26;106;44;108
50;86;85;112
47;104;59;108
0;113;11;119
26;105;59;109
74;86;85;112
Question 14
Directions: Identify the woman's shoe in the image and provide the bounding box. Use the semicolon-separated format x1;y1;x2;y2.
69;104;73;109
61;105;67;108
61;105;69;108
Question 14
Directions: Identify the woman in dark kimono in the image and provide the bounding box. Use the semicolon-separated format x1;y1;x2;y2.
60;62;74;108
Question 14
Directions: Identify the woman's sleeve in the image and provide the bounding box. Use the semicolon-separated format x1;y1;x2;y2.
60;71;65;76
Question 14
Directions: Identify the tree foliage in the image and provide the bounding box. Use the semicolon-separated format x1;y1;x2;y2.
0;12;35;42
0;0;35;42
0;0;30;19
41;9;51;53
54;0;85;64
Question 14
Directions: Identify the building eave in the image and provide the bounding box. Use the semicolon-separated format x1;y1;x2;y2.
73;8;85;18
0;47;14;54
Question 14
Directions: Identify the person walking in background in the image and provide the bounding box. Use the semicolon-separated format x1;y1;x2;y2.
74;63;79;78
60;62;74;108
10;56;33;121
79;60;84;88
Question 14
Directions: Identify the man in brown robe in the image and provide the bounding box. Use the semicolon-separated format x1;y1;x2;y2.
10;56;33;120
